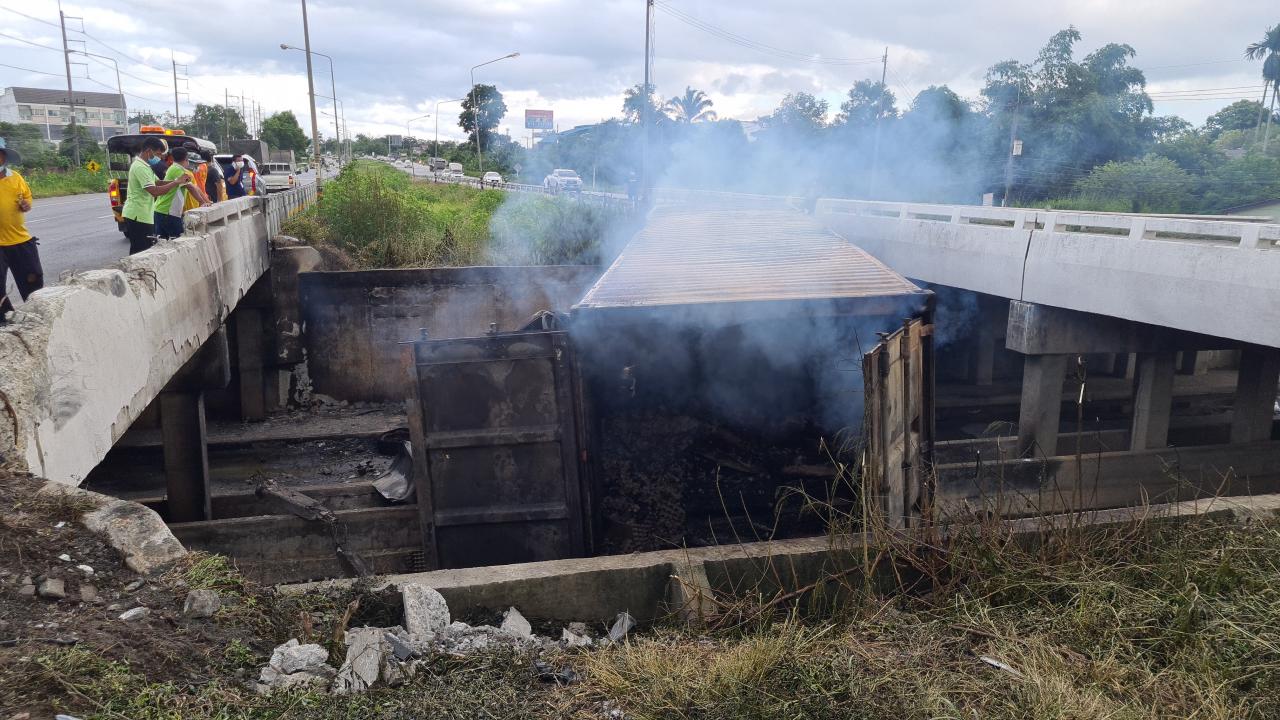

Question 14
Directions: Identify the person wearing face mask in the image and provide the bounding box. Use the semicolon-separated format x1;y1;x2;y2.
121;137;191;254
224;154;247;199
0;138;40;322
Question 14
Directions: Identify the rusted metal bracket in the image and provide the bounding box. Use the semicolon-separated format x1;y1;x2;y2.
255;480;372;577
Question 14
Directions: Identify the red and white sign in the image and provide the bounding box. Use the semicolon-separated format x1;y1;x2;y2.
525;109;554;130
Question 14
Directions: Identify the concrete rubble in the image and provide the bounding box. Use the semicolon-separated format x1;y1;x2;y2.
256;583;609;697
257;639;336;692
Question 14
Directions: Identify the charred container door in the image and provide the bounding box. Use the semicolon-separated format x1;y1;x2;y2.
863;317;935;528
403;330;588;569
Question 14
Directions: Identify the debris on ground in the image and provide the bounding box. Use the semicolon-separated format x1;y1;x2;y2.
257;639;336;691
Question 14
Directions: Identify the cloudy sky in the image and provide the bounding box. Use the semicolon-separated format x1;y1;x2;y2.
1;0;1275;144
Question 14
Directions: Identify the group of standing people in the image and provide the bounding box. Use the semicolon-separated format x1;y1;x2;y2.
0;135;251;321
121;137;214;255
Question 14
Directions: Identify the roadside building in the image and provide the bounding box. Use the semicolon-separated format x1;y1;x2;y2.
0;87;127;143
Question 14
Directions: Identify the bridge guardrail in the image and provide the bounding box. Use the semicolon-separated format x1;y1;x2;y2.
423;171;635;211
816;199;1280;250
264;182;320;239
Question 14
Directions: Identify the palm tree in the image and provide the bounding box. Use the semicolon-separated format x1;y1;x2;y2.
665;87;718;124
1245;24;1280;150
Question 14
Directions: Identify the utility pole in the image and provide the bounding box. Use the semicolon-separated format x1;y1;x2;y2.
58;2;80;167
641;0;653;195
1002;100;1022;207
867;46;888;198
171;54;181;124
300;0;323;191
224;88;231;148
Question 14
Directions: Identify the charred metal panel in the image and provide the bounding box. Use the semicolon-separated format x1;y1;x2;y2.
404;330;588;569
863;317;935;527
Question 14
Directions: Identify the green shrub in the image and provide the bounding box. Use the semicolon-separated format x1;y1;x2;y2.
306;160;619;269
24;168;108;198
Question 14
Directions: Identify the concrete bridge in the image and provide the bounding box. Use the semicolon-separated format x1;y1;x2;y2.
816;198;1280;459
3;186;1277;525
0;187;317;487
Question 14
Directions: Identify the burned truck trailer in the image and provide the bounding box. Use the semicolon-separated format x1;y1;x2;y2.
101;205;933;582
401;206;934;570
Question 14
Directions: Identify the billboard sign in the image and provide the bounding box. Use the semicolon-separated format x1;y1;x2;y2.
525;109;554;130
388;134;403;147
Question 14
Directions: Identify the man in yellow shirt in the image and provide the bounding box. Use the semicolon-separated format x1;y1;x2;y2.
0;138;41;321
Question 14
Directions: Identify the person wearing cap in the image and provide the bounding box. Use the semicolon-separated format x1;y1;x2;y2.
154;147;212;239
121;136;191;254
0;138;41;321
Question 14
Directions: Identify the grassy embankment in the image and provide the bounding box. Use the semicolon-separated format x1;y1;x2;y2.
24;168;109;199
283;160;621;268
13;495;1280;719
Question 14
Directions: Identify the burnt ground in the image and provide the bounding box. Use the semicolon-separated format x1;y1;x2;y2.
598;409;855;554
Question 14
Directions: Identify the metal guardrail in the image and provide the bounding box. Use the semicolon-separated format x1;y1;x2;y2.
264;182;320;238
424;171;635;212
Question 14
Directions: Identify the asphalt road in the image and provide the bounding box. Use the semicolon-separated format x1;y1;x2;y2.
4;170;322;305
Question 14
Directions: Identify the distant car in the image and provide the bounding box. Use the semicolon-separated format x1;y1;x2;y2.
482;172;503;187
544;168;582;194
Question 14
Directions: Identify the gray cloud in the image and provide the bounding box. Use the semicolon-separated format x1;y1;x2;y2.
1;0;1273;140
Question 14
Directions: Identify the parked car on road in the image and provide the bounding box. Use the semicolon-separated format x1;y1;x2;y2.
544;168;583;194
482;172;503;187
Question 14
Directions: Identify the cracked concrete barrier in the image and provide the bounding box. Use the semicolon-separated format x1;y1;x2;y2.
0;198;268;485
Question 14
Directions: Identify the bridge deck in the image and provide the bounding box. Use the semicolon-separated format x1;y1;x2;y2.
575;207;927;313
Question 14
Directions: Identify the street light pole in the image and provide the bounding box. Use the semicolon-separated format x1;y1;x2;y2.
297;0;323;191
435;97;466;161
281;42;339;172
406;113;430;177
469;52;519;174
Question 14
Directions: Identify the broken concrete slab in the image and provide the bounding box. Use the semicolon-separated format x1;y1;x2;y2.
401;583;450;637
500;606;533;640
39;483;186;574
1;197;269;485
270;639;330;675
332;627;387;695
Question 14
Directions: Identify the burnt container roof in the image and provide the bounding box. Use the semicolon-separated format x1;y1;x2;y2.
574;207;926;313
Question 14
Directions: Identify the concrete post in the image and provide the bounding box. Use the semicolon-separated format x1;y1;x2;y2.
1231;346;1280;444
1016;353;1069;458
970;295;1007;386
1130;352;1176;450
235;308;266;421
160;391;212;522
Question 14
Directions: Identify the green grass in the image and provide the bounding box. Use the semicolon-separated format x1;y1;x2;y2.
24;168;109;198
12;512;1280;719
282;160;619;269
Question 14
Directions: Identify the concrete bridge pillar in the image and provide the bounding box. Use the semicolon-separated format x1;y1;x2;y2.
159;327;230;522
1231;346;1280;444
1016;353;1070;458
1130;352;1176;450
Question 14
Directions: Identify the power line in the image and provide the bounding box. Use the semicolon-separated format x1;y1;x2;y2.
0;5;58;28
0;31;63;52
653;1;883;66
0;61;62;77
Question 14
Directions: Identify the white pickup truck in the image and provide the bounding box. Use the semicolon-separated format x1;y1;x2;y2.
261;162;296;193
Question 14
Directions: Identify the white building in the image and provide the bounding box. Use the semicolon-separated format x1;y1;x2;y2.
0;86;126;142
